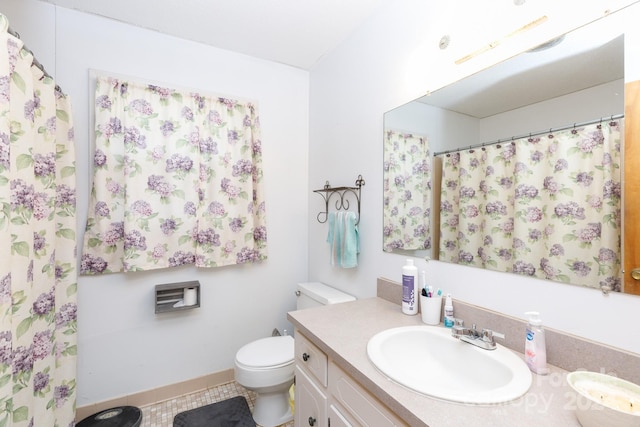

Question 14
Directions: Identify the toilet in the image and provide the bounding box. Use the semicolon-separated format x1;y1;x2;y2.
234;282;356;427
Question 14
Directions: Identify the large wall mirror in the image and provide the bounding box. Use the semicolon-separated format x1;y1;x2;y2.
383;9;638;294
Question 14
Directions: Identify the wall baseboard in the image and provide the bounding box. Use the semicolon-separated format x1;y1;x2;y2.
75;369;235;423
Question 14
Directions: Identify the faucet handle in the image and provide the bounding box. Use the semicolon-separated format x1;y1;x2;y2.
451;318;465;339
482;329;505;343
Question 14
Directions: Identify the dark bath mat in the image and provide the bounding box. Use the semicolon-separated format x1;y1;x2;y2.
173;395;256;427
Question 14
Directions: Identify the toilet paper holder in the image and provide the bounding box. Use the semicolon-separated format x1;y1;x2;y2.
155;280;201;314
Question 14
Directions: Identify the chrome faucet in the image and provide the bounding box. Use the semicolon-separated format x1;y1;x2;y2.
451;319;504;351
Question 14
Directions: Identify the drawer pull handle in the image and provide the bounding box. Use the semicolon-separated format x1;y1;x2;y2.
308;416;316;426
302;352;310;362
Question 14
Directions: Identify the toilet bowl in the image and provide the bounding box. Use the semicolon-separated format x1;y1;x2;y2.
234;282;356;427
234;335;295;427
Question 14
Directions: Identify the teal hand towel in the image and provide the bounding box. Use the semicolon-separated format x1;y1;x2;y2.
342;211;359;268
327;211;359;268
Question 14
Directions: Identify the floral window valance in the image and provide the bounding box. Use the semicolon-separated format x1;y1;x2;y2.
81;76;267;275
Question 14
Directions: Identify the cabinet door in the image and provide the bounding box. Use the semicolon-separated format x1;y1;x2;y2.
329;404;357;427
329;362;408;427
295;366;327;427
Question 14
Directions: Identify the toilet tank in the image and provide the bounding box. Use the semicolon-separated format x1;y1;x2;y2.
296;282;356;310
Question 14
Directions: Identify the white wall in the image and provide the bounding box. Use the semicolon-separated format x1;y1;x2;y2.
384;79;623;156
479;79;624;142
309;0;640;356
2;0;309;406
384;102;479;155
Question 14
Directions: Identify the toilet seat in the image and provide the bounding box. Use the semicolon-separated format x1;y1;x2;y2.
235;335;294;369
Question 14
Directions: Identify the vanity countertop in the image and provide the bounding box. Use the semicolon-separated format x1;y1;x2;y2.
287;297;582;427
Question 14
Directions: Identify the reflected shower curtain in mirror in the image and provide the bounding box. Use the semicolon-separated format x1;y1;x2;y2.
82;76;267;274
439;121;622;291
383;129;431;252
0;29;77;426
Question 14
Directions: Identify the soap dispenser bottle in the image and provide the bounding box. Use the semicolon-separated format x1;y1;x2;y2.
402;259;418;315
524;311;549;375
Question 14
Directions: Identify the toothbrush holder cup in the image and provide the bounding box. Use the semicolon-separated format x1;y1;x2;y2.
420;295;442;325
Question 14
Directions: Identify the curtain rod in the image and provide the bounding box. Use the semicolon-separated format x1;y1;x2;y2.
6;26;55;84
433;113;625;157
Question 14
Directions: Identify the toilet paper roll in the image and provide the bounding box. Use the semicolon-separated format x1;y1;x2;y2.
184;288;197;306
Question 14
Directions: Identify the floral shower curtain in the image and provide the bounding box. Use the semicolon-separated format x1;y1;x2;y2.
383;129;431;252
81;76;267;274
439;120;622;291
0;21;77;427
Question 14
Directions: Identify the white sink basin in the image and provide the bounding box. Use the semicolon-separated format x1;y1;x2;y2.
367;325;532;404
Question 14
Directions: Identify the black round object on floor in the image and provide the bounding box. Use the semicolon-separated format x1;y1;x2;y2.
77;406;142;427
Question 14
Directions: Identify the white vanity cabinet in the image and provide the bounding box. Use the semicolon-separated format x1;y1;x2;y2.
294;329;408;427
295;331;328;427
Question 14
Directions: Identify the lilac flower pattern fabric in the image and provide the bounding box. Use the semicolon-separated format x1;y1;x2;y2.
0;27;77;427
439;121;622;291
383;129;431;252
82;76;267;274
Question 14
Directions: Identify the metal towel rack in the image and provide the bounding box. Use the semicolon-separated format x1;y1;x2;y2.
313;175;365;225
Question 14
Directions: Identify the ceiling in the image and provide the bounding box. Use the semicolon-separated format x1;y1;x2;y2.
416;12;625;118
36;0;628;112
38;0;387;70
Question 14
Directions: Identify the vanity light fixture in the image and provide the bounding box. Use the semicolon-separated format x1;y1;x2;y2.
526;34;565;52
455;15;548;64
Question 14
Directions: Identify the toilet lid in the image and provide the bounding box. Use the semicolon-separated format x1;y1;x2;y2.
236;336;294;368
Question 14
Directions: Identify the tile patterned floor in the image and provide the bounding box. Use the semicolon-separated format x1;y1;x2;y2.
139;381;295;427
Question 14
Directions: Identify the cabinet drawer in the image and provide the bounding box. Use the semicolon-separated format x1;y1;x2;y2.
329;361;408;427
295;331;328;387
